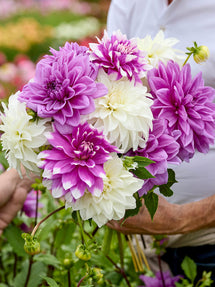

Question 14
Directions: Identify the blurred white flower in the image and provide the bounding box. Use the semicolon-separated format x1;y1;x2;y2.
86;70;153;153
137;30;185;67
54;17;100;41
0;92;49;175
66;153;144;227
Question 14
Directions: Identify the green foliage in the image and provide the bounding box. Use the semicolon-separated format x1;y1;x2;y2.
181;256;197;284
175;257;213;287
4;224;27;257
159;169;177;197
123;192;142;220
13;261;47;287
41;276;60;287
130;156;155;180
143;192;158;220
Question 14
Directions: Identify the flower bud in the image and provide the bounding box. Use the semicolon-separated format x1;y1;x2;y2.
75;244;91;261
123;156;138;170
63;258;73;268
193;45;210;64
22;233;40;255
91;267;103;284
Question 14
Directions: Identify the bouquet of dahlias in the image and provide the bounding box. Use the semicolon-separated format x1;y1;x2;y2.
1;29;215;229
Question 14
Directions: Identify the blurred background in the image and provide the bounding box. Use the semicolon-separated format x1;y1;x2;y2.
0;0;110;101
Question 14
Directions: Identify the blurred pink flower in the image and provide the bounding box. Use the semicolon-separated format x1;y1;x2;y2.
22;190;43;218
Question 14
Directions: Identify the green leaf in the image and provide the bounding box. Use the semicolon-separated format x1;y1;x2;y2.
124;193;142;220
54;221;76;248
102;228;113;255
175;282;183;287
91;253;113;269
105;271;123;285
0;151;9;170
133;156;154;165
36;218;55;241
159;185;173;197
143;192;158;220
159;169;177;197
166;169;178;187
3;224;27;257
132;167;154;179
34;253;61;268
181;256;197;283
41;276;59;287
14;260;47;287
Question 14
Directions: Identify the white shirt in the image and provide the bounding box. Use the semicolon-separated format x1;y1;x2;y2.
107;0;215;206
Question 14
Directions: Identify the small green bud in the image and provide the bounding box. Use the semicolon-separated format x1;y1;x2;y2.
75;244;91;261
123;156;138;170
26;109;38;122
63;258;73;268
193;45;210;64
22;233;40;255
91;268;103;283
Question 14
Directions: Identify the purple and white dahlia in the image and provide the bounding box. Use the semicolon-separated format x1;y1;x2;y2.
18;42;107;134
38;122;117;201
148;61;215;161
129;119;181;195
89;30;150;83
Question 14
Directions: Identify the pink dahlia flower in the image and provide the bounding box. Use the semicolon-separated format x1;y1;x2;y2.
129;119;181;195
139;271;181;287
148;61;215;161
39;122;117;200
89;30;150;84
18;42;107;134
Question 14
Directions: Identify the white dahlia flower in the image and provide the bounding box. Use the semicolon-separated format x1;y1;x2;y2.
137;30;185;67
86;70;153;153
0;92;49;175
66;153;144;227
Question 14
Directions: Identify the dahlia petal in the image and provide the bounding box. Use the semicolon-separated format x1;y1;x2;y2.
53;160;72;174
52;179;64;198
78;166;95;188
62;172;78;190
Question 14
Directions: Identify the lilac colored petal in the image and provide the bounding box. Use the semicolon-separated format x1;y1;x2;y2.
148;60;215;161
128;118;180;194
139;271;182;287
19;41;107;133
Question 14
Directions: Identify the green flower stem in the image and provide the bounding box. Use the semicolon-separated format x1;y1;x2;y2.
117;231;124;268
68;270;71;287
102;228;113;255
76;211;87;246
31;205;65;237
34;190;39;226
24;256;33;287
157;254;166;287
77;275;87;287
106;255;132;287
183;53;192;66
13;253;18;279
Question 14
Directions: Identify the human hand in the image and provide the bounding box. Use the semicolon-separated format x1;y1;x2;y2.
107;195;182;235
0;169;36;236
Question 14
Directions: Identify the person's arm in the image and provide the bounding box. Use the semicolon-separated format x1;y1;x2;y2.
107;195;215;235
0;169;35;235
